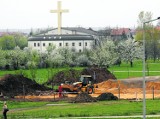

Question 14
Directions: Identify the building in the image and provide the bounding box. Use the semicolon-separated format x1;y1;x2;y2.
111;28;133;40
40;27;98;36
28;27;98;52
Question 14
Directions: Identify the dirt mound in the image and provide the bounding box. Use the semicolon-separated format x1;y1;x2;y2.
95;76;160;97
146;81;160;90
0;74;51;97
98;79;119;89
46;69;81;85
71;92;96;103
46;67;116;85
81;67;116;83
97;93;118;101
97;79;128;89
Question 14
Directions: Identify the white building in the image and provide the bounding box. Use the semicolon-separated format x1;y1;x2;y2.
28;27;99;52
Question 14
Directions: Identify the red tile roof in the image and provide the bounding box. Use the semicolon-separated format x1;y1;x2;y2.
111;28;130;35
156;26;160;30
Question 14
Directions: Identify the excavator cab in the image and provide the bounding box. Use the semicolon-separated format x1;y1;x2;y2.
79;75;94;94
79;75;92;86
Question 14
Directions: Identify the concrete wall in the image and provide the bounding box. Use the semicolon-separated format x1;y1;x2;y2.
28;39;93;52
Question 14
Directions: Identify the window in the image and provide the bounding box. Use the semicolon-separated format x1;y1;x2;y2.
34;43;36;47
85;42;87;46
66;43;68;46
43;43;45;47
59;43;62;46
79;42;81;46
72;42;75;46
38;43;40;47
79;49;81;52
49;43;51;46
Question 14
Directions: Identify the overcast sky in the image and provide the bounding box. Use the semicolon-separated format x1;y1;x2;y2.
0;0;160;29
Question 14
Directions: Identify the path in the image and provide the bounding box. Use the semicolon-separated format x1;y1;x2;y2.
52;115;160;119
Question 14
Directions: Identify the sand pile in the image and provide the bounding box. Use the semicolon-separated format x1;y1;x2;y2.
146;81;160;90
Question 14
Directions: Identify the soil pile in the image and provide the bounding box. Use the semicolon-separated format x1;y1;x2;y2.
46;69;81;85
146;81;160;90
0;74;51;97
97;93;118;101
98;79;119;89
95;76;160;96
71;92;96;103
81;67;116;83
46;66;116;85
96;79;141;94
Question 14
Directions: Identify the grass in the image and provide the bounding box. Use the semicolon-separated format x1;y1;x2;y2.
0;60;160;82
0;67;84;84
0;100;160;118
108;60;160;79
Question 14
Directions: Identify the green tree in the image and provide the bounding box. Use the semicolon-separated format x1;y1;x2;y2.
0;34;27;50
14;34;28;49
26;50;40;80
0;35;16;50
0;49;6;68
135;11;160;61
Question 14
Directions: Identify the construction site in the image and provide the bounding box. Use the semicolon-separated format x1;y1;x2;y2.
0;67;160;102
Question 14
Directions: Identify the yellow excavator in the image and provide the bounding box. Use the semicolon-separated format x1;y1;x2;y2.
61;75;97;94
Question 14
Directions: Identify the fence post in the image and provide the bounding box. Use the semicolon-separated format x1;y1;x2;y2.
135;92;137;100
23;84;25;101
54;92;55;101
127;66;129;78
152;86;154;100
118;86;120;100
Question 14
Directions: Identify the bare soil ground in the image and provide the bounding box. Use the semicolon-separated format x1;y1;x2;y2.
1;69;160;101
15;76;160;101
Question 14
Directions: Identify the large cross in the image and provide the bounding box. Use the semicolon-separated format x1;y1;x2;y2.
50;1;69;34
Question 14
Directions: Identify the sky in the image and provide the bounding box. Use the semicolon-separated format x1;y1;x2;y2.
0;0;160;29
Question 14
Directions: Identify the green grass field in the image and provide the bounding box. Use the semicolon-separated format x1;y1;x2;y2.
0;100;160;118
109;60;160;79
0;60;160;83
0;61;160;83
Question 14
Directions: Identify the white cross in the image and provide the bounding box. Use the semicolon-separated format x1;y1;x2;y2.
50;1;69;34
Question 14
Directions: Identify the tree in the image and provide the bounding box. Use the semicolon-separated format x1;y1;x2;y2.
0;35;16;50
26;50;40;80
0;49;6;68
75;54;91;66
13;34;28;49
120;39;143;67
10;46;26;70
90;40;118;67
0;34;27;50
135;11;160;61
57;47;74;66
137;11;153;27
147;28;160;62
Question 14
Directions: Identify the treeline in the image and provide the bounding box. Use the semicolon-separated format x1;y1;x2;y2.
0;33;28;50
0;39;144;71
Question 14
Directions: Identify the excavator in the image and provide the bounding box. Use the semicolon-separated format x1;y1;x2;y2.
61;75;97;94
